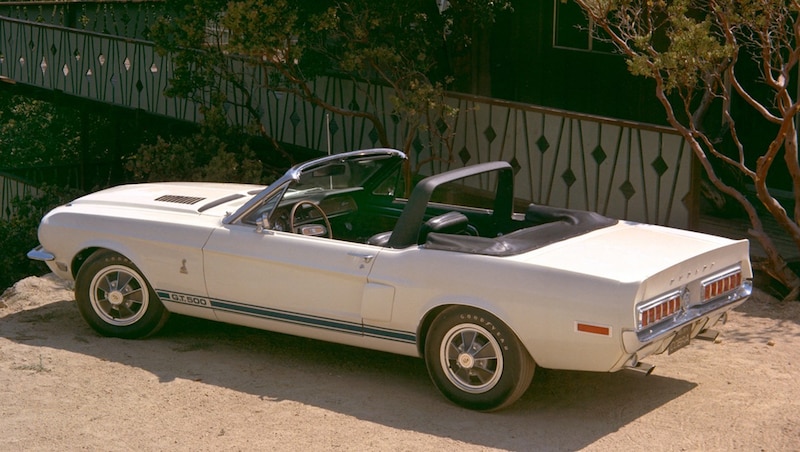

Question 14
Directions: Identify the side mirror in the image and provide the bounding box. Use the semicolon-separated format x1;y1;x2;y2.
255;212;271;233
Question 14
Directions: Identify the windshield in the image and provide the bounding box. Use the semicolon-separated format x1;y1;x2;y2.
225;149;407;226
293;157;393;192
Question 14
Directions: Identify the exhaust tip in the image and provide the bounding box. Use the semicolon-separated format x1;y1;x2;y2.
696;328;720;342
625;361;655;376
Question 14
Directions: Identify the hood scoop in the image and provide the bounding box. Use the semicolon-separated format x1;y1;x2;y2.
154;195;206;205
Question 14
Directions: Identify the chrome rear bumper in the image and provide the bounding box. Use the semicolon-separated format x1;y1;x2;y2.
622;281;751;355
637;281;751;344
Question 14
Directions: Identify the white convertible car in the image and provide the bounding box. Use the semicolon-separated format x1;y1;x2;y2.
29;148;752;411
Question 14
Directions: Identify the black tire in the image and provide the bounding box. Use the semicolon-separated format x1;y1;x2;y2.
424;306;535;411
75;250;169;339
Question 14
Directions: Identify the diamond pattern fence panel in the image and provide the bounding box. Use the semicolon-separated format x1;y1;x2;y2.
246;75;402;155
0;1;166;39
0;16;200;121
0;171;39;221
0;14;692;228
436;97;689;227
248;76;692;227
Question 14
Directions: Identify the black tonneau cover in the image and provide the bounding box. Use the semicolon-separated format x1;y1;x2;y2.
423;204;618;256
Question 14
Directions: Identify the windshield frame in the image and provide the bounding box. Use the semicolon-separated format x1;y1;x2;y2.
223;148;407;226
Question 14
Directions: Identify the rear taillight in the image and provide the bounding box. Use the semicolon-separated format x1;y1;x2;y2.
637;291;683;329
702;268;743;302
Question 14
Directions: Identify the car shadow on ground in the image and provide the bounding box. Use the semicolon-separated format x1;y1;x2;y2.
4;299;697;451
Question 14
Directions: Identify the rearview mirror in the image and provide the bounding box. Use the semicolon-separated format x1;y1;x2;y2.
311;164;346;177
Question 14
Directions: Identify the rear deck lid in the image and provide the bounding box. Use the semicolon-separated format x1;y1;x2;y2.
514;221;751;287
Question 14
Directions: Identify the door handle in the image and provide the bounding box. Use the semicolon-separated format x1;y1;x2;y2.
347;252;375;263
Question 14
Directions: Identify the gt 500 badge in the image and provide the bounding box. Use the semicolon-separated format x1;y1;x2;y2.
167;292;209;306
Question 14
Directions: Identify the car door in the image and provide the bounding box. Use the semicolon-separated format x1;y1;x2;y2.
202;223;381;338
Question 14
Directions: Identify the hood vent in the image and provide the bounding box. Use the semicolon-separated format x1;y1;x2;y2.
155;195;206;205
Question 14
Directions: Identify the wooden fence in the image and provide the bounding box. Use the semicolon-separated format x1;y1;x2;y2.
0;171;39;221
1;6;694;228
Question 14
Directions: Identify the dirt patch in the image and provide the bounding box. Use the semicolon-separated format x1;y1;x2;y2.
1;274;798;451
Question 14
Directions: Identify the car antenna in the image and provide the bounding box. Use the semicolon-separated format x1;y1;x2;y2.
327;113;333;189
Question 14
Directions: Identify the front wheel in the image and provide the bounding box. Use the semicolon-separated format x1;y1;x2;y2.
75;250;169;339
424;306;535;411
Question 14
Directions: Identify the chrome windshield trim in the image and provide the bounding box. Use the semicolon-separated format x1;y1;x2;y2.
636;280;752;343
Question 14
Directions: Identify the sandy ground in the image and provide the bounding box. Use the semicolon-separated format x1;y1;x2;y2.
1;274;798;451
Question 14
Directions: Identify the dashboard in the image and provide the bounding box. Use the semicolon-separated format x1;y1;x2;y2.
271;194;358;233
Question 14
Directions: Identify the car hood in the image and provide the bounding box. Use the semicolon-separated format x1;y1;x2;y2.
514;220;751;286
67;182;263;216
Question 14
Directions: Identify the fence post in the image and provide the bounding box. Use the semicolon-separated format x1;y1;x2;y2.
80;104;88;190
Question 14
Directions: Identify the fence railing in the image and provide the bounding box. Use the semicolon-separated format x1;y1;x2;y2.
0;170;39;221
0;0;166;39
0;15;200;120
1;9;694;228
253;78;693;227
0;162;119;221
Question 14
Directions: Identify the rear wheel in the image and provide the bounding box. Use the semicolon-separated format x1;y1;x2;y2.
425;306;535;411
75;250;169;339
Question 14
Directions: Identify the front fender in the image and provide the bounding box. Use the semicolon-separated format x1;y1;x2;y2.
36;207;214;297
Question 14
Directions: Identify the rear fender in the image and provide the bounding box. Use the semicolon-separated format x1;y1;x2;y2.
416;296;515;358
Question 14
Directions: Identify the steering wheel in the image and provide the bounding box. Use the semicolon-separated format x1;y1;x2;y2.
289;201;332;238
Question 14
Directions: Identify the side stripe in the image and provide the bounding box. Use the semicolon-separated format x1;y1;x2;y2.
157;289;416;344
211;299;363;335
363;325;416;343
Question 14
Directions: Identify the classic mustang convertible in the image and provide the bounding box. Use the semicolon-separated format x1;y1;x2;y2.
29;148;752;411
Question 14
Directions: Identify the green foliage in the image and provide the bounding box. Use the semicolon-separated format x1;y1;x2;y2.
127;135;264;183
0;92;81;168
149;0;510;160
126;107;272;184
579;0;734;95
574;0;800;297
0;186;83;292
0;92;114;290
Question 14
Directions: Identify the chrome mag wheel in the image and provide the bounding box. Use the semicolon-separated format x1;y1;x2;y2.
75;250;169;339
88;264;149;326
440;324;504;394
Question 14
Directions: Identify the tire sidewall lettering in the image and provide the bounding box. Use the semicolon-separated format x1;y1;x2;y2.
458;312;508;351
427;306;534;410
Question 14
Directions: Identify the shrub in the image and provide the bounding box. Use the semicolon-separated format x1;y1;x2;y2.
126;107;282;184
127;134;267;183
0;187;83;292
